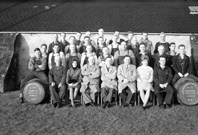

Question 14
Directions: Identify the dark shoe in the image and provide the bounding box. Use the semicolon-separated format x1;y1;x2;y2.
103;101;108;109
107;102;111;108
56;103;62;108
165;104;172;109
18;98;23;104
142;106;146;110
53;103;57;108
72;104;76;108
90;102;96;107
123;103;129;107
159;104;165;109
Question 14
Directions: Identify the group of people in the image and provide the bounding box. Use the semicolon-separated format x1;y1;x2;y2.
19;29;198;110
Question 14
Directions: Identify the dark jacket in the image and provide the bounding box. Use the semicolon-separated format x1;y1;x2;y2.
152;53;171;68
135;52;153;67
49;66;66;85
66;67;82;84
154;66;173;85
154;42;170;54
172;54;191;74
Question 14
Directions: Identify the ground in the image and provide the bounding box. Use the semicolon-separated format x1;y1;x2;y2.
0;91;198;135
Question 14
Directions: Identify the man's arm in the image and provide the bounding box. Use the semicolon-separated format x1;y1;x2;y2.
89;66;101;79
28;57;35;71
153;68;161;85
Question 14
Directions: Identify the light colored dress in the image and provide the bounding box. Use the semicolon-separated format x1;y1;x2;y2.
137;65;154;91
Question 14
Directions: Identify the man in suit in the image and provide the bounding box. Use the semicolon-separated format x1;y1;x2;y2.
172;44;198;84
101;57;117;108
117;55;137;107
49;56;66;108
80;56;101;106
154;55;174;109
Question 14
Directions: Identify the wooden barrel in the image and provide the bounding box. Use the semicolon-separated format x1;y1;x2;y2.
174;78;198;105
22;78;48;104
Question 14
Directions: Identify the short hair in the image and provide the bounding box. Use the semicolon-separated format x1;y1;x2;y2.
120;41;127;44
141;55;149;62
159;54;167;60
158;44;165;49
124;55;131;59
41;44;47;49
76;32;81;35
53;43;60;47
170;42;175;46
128;31;133;34
160;32;166;37
178;44;185;49
139;42;146;47
84;36;90;39
142;32;148;35
69;36;76;39
71;58;79;67
34;48;40;52
98;28;104;32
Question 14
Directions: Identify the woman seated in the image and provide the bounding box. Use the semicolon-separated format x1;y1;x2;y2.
80;44;97;68
66;59;82;107
97;47;114;67
65;44;81;70
137;56;154;110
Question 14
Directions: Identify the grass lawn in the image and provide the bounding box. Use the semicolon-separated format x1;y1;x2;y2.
0;91;198;135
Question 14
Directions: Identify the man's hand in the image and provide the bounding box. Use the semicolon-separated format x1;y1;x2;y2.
123;79;129;84
184;73;189;78
73;82;79;86
89;72;93;76
159;84;164;88
163;83;168;88
178;72;184;78
51;82;55;86
58;83;62;88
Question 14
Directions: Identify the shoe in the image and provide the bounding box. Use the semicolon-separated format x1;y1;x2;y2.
90;102;96;107
53;103;57;108
72;104;76;108
159;104;165;109
56;103;62;108
102;101;108;109
165;104;172;109
18;98;23;104
142;106;146;110
123;103;129;107
107;102;111;108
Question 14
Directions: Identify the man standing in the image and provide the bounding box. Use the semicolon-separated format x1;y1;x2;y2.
117;55;137;107
101;57;117;108
139;32;153;55
114;41;136;67
48;34;64;54
49;56;66;108
154;55;174;109
152;45;170;68
154;32;170;54
80;56;100;106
